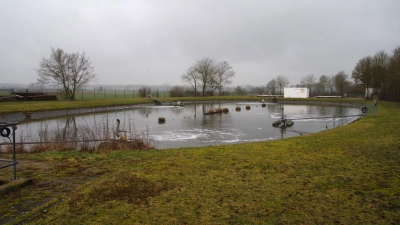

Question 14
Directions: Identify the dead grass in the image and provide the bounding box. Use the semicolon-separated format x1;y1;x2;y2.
68;170;174;209
97;139;153;152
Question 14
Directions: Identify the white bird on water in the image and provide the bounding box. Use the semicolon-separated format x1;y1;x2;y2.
116;119;127;142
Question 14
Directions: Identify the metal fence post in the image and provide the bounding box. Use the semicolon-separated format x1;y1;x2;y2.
333;114;335;128
12;125;17;180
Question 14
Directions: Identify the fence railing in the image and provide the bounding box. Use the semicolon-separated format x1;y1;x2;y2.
0;89;171;100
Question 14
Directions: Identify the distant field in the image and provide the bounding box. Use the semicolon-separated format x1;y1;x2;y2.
0;91;9;96
48;90;171;100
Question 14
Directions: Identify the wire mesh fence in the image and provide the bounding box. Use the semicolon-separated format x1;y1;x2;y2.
0;88;172;100
0;88;365;100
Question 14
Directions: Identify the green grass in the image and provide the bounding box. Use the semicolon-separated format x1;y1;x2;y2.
0;96;260;114
0;91;9;96
0;98;151;114
6;100;398;224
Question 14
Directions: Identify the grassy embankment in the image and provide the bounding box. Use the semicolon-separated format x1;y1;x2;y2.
2;98;400;224
0;98;149;114
0;96;271;114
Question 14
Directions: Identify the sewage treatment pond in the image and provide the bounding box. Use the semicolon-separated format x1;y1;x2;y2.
0;102;361;150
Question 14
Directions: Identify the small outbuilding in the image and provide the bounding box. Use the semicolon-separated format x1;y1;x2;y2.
284;88;309;98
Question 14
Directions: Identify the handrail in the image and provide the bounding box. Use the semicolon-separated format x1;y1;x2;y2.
0;122;19;180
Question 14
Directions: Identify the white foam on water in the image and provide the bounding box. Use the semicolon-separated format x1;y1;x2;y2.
270;113;282;119
235;102;268;105
154;128;209;141
154;127;247;143
221;139;241;143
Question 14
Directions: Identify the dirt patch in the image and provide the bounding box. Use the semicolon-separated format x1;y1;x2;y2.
67;170;175;210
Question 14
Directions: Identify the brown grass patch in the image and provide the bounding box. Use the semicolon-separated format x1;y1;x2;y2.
97;139;153;151
67;170;175;210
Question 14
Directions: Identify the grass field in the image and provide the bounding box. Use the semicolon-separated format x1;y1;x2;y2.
58;90;171;100
0;98;150;114
0;96;266;114
2;98;400;224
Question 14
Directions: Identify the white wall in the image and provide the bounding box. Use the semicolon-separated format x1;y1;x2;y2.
284;88;309;98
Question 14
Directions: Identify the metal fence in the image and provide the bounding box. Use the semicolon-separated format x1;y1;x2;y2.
0;88;171;100
0;88;366;100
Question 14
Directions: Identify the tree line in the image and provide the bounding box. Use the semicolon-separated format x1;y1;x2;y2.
228;72;352;97
35;46;399;101
352;46;400;101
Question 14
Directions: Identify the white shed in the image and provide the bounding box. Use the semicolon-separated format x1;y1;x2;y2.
284;88;309;98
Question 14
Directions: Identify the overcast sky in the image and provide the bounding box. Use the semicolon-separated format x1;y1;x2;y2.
1;0;399;87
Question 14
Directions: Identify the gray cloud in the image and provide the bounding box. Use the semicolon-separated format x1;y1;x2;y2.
1;0;399;87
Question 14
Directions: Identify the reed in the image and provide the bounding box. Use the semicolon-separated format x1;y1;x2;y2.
0;116;158;153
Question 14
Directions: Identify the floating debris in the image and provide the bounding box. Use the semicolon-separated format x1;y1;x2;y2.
158;117;166;124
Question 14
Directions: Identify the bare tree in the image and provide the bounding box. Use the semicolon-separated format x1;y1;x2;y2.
300;74;316;94
213;61;235;95
193;57;216;97
317;75;330;95
169;86;185;97
266;79;277;95
138;86;151;98
183;58;235;97
333;71;350;96
388;46;400;101
352;56;373;99
328;75;335;95
275;75;289;95
353;49;394;100
371;51;389;97
181;66;199;97
36;47;96;100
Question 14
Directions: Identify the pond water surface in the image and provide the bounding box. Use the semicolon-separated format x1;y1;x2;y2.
0;102;361;149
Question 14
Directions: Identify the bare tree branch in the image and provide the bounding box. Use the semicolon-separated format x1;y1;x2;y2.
36;47;96;100
214;61;235;95
181;66;199;96
275;75;290;95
